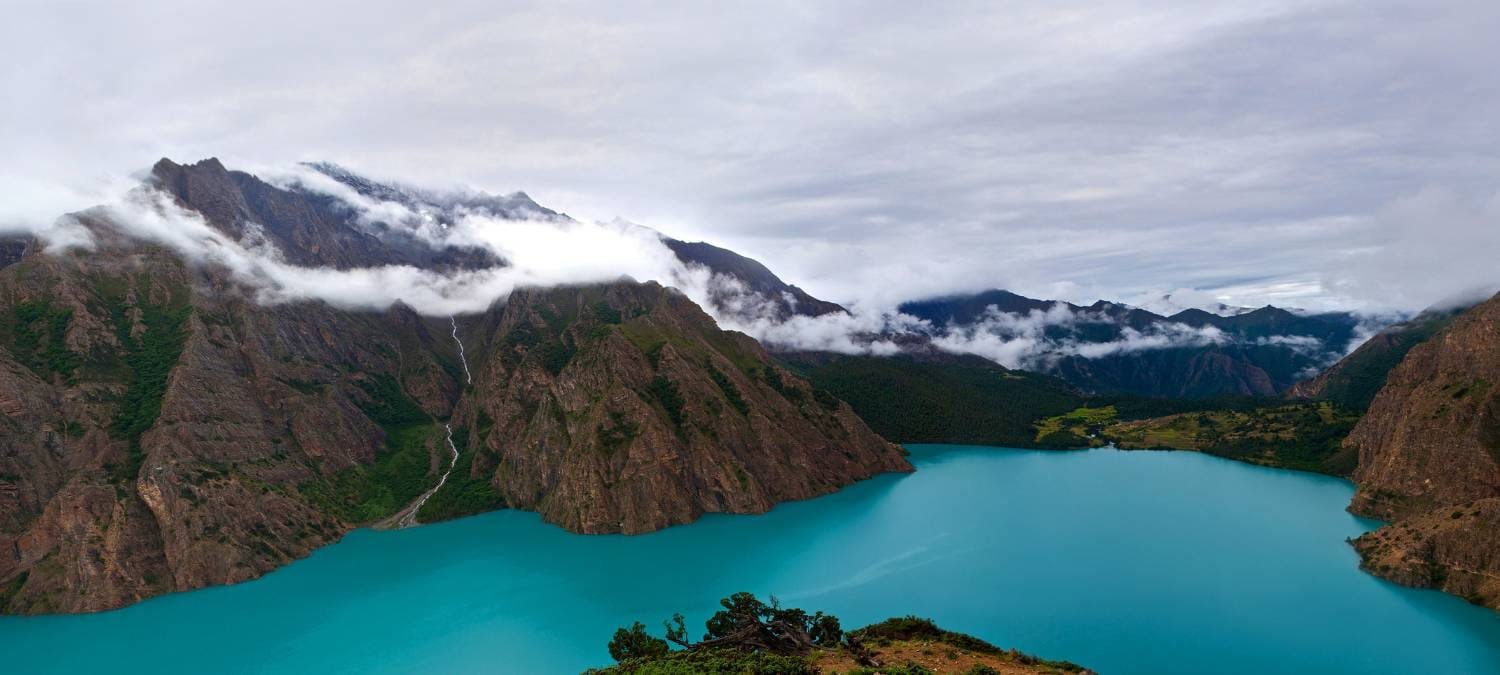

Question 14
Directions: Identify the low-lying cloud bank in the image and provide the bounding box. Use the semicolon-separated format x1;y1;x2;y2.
737;298;1377;373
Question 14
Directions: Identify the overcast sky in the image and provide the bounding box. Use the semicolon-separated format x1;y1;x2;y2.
3;0;1497;313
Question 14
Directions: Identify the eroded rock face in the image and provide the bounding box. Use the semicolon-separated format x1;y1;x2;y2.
1342;292;1500;609
1346;293;1500;520
0;243;907;614
455;283;908;535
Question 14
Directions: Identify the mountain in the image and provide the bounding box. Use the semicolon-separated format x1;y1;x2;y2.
1341;291;1500;609
898;289;1369;398
899;289;1061;324
0;158;909;614
1289;303;1470;410
305;160;842;322
151;158;504;270
662;239;846;320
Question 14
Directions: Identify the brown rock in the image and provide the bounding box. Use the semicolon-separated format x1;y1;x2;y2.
1342;291;1500;609
0;235;909;615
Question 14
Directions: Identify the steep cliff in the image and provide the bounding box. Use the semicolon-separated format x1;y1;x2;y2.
445;283;907;534
1342;292;1500;608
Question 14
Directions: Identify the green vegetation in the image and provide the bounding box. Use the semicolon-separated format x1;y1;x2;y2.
594;301;624;325
608;622;670;662
647;376;685;426
707;365;750;415
5;300;81;383
589;648;815;675
588;593;1087;675
354;374;430;428
618;312;760;375
540;338;577;375
760;365;809;403
300;424;438;523
0;571;27;610
1481;397;1500;463
302;374;442;523
416;426;505;523
790;355;1083;447
596;410;642;456
475;409;496;446
792;353;1358;474
282;378;327;395
1032;406;1117;447
1315;313;1458;411
107;285;191;480
1036;401;1361;475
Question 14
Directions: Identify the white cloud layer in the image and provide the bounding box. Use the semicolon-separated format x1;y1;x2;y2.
3;0;1498;315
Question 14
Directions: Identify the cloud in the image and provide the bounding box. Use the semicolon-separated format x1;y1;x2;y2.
4;1;1498;315
1324;187;1500;310
89;184;693;316
926;303;1231;368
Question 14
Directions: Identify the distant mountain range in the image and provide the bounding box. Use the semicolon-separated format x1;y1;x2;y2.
892;289;1377;398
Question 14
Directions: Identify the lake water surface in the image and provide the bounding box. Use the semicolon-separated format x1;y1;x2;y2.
4;445;1499;674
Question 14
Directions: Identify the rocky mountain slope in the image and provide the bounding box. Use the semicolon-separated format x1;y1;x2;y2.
1341;291;1500;609
0;159;909;615
1289;303;1469;410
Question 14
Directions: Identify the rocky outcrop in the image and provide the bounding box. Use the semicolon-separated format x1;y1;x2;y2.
1342;292;1500;609
1346;293;1500;519
1351;499;1500;608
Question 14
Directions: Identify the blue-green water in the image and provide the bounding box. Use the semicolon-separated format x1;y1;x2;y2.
4;445;1500;674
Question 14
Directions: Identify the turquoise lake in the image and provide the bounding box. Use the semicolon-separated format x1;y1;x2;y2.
4;445;1500;674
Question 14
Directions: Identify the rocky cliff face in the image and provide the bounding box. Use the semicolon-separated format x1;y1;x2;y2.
1342;292;1500;608
449;282;907;534
0;161;909;615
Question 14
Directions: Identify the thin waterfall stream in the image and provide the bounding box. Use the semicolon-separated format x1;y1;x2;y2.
384;317;472;529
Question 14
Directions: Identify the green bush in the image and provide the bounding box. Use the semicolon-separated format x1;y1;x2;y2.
763;367;805;402
7;300;82;384
647;376;685;426
540;339;576;375
707;366;750;415
108;290;191;479
609;622;669;662
594;301;624;325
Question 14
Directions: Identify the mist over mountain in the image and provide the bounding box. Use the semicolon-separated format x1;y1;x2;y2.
3;157;1410;401
888;289;1391;398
